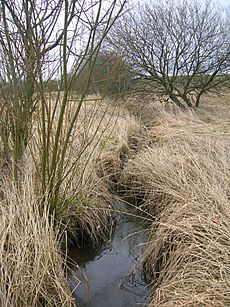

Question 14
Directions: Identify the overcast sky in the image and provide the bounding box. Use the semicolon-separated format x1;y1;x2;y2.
135;0;230;7
219;0;230;7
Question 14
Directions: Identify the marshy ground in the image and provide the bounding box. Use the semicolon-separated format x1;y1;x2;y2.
0;90;230;306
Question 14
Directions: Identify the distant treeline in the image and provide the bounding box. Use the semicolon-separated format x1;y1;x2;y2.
47;51;134;97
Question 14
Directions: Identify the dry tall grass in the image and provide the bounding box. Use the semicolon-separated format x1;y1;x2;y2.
0;95;142;305
1;91;229;306
0;170;74;306
121;101;230;306
36;97;142;243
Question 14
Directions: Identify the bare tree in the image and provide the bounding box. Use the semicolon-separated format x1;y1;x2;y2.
0;0;127;206
0;0;78;176
109;0;230;108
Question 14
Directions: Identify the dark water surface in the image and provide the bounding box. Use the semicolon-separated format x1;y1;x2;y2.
67;201;149;307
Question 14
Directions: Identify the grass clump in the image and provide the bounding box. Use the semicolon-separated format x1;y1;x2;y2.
0;170;74;306
122;103;230;306
0;97;122;305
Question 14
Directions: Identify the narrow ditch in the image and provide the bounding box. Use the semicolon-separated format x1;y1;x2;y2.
67;200;150;307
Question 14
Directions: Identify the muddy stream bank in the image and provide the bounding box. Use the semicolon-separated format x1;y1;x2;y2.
67;200;150;307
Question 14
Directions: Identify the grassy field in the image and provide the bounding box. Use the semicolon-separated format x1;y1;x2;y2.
0;91;230;306
120;91;230;306
0;94;140;306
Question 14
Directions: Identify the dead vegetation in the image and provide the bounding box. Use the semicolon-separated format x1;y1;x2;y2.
0;90;230;306
0;95;141;305
0;170;75;306
120;96;230;306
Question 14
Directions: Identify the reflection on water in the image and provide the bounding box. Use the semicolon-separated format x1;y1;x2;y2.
67;201;149;307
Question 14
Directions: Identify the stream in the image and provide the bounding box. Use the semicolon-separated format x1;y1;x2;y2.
67;201;149;307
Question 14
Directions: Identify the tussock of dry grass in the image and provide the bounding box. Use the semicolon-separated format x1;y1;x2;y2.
122;103;230;306
0;170;74;306
32;97;126;243
60;162;113;246
0;94;145;305
49;100;144;243
0;96;128;305
95;106;144;190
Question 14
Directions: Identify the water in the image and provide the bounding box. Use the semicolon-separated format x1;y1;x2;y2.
67;201;149;307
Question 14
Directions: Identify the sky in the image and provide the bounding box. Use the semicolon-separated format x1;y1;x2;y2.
219;0;230;6
135;0;230;8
